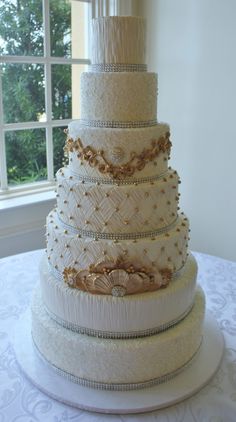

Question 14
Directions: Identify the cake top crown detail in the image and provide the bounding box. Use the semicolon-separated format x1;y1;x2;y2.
91;16;146;65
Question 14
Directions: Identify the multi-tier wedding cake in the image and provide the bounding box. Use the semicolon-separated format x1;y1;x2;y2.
31;16;205;390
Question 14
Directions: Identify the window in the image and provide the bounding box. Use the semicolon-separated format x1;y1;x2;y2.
0;0;91;197
0;0;133;257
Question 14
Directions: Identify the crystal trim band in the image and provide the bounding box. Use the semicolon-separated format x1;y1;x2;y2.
89;63;147;72
32;335;202;391
79;119;158;128
56;213;178;240
44;302;193;339
70;170;169;185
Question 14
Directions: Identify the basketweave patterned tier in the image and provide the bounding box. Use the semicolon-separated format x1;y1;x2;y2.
55;167;180;235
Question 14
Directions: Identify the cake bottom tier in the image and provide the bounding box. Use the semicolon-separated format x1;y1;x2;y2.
31;288;205;389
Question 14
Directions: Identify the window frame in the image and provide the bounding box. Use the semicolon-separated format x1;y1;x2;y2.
0;0;134;258
0;0;91;198
0;0;133;199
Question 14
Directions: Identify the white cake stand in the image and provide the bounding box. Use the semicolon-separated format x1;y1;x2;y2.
12;311;224;414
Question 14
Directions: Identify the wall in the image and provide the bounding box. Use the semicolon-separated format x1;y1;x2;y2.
138;0;236;261
0;192;55;258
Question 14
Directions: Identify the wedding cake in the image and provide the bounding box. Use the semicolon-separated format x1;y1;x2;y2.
31;16;205;390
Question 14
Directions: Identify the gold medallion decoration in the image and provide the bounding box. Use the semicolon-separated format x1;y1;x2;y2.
63;257;172;296
64;132;171;179
111;147;125;163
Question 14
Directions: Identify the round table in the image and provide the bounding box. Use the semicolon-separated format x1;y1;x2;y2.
0;249;236;421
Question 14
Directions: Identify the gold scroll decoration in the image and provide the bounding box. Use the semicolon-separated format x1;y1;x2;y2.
64;132;171;179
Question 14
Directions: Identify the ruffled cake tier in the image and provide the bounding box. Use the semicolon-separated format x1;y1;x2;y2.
91;17;146;65
40;252;197;336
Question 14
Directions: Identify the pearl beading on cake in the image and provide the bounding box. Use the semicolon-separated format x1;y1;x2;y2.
32;335;202;391
69;170;169;185
44;301;193;339
56;213;178;240
79;119;158;128
89;63;147;72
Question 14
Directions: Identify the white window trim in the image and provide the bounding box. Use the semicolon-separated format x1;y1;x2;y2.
0;0;90;196
0;0;134;198
0;0;135;258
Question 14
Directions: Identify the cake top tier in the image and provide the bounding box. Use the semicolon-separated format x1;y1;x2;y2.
91;16;146;65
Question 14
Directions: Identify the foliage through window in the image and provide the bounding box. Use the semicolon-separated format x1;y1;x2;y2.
0;0;89;191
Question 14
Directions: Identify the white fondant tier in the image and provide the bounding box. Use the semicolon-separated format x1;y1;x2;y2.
56;167;179;234
31;287;205;387
40;253;197;336
67;122;170;180
80;72;157;123
46;209;189;275
91;17;146;65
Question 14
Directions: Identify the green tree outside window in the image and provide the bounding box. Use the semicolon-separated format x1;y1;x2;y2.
0;0;71;185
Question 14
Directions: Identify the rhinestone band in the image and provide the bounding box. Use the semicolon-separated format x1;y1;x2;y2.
89;63;147;72
79;119;158;129
56;213;178;240
44;301;193;339
32;335;202;391
69;170;169;186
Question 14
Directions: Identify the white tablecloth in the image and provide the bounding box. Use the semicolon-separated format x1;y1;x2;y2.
0;249;236;422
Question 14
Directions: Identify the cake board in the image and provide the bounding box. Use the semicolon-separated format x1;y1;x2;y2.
12;311;224;414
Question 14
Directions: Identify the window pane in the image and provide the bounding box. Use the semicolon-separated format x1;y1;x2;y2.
53;126;67;175
50;0;87;59
50;0;71;58
6;129;47;186
51;63;86;120
51;64;71;120
1;63;45;124
0;0;43;56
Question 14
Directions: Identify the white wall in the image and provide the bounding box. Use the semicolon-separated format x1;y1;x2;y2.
138;0;236;261
0;193;55;258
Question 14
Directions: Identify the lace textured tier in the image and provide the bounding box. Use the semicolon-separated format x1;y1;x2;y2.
80;72;157;123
